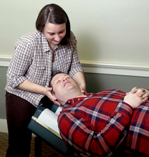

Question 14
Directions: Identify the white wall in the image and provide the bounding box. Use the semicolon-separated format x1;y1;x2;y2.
0;0;149;66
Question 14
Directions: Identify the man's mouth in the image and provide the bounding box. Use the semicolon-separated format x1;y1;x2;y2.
63;81;70;87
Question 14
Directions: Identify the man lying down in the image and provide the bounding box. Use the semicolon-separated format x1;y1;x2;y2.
50;72;149;157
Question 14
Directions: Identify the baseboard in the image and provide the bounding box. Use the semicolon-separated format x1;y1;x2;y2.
81;60;149;77
0;119;8;133
0;55;149;77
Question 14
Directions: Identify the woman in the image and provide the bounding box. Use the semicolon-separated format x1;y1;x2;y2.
5;4;86;157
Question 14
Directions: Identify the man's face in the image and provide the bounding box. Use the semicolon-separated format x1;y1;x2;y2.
51;73;79;100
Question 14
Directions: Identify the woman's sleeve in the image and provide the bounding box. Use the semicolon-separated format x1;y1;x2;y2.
58;101;133;156
68;32;84;77
6;40;33;88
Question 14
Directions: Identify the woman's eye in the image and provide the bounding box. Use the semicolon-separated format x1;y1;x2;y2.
59;31;64;34
49;33;54;36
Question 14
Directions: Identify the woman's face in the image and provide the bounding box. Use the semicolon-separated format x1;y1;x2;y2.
43;22;66;47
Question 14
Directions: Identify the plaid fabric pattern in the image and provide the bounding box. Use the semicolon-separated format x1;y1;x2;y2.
58;89;149;156
124;100;149;156
58;89;133;157
5;31;83;107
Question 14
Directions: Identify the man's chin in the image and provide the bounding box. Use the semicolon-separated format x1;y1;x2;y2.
66;86;75;91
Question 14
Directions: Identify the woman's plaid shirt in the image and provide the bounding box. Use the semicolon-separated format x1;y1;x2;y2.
5;31;83;107
58;89;149;156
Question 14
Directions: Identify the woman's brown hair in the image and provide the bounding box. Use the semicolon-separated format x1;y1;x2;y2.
36;4;71;45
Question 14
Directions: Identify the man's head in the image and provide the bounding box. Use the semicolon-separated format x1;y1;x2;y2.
50;73;83;105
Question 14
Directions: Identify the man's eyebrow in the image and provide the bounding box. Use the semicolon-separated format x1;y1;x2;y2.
53;77;60;83
50;77;57;86
52;74;67;83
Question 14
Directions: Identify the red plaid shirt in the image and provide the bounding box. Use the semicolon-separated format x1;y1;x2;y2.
125;99;149;156
58;89;149;157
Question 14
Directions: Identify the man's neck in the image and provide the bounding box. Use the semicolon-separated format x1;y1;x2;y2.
60;93;86;106
75;93;86;98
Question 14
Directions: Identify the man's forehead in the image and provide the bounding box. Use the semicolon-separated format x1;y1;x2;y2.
52;73;66;82
54;73;64;79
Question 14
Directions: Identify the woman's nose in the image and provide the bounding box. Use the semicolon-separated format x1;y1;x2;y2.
55;34;61;41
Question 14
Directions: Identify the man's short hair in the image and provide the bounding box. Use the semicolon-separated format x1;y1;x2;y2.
50;71;65;87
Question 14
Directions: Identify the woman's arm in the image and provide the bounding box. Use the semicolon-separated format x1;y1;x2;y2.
18;79;60;105
73;71;86;93
17;79;54;101
17;79;49;95
68;32;86;92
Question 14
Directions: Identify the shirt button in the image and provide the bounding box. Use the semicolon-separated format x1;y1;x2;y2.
68;101;70;103
78;98;80;101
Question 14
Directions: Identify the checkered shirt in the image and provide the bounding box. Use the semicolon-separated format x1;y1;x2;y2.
58;89;149;156
5;31;83;107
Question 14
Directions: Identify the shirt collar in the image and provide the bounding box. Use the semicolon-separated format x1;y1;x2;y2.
41;33;50;53
63;93;91;108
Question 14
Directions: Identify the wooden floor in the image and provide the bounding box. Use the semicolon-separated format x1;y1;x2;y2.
0;132;64;157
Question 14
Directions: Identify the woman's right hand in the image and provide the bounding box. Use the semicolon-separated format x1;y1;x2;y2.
44;87;61;106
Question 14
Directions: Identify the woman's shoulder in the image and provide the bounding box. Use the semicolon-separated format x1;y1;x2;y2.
69;31;77;45
15;31;43;46
70;31;76;39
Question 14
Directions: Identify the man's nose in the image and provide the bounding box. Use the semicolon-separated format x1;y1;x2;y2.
63;77;67;81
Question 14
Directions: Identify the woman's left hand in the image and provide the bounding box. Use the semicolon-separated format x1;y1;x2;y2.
73;72;86;94
79;84;86;94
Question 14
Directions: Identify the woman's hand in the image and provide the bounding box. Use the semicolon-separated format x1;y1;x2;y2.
73;72;86;94
44;87;61;106
17;79;61;106
79;84;86;94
